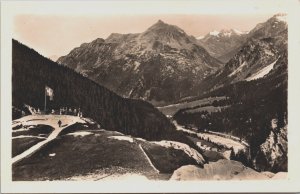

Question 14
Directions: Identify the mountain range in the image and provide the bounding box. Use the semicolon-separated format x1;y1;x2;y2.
57;14;287;106
57;20;223;105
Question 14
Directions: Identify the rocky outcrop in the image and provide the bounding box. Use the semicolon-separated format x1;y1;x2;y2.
170;159;269;180
253;124;287;172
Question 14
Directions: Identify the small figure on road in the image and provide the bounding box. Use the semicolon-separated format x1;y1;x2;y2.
58;120;62;127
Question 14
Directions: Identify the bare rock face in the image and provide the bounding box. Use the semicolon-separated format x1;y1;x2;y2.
170;159;269;180
253;124;287;172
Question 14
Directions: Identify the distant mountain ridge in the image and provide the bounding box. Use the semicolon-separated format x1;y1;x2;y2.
193;13;287;95
197;13;287;64
197;29;248;63
57;20;223;105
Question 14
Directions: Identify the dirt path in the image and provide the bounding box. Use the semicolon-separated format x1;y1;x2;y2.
12;115;85;164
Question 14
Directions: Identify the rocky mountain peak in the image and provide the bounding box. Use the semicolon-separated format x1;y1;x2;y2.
248;13;287;39
138;20;195;51
151;19;172;28
143;20;187;36
264;13;287;27
91;38;105;44
106;33;123;41
156;19;165;24
272;13;287;23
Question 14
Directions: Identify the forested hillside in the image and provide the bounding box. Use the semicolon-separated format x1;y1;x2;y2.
12;40;179;141
174;50;287;171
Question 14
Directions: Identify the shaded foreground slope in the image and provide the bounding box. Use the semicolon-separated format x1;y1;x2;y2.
12;116;205;181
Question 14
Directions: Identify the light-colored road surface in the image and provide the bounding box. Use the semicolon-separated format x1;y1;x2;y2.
12;115;86;164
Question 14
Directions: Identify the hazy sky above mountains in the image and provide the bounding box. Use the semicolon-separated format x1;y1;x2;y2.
13;14;273;59
12;0;287;58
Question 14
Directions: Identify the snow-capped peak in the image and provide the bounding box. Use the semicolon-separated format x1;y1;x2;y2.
274;13;287;22
220;29;232;37
209;30;220;36
207;29;247;38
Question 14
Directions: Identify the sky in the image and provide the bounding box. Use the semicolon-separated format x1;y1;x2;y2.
11;0;288;59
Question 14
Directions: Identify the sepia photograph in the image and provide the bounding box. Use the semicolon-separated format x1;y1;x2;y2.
1;0;300;193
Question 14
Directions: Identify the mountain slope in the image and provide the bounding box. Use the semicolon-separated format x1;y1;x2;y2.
197;13;287;64
12;39;181;142
193;13;287;95
198;29;248;63
57;20;223;105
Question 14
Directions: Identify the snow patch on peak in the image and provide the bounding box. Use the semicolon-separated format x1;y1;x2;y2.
208;29;247;38
222;31;232;37
274;13;287;22
209;30;220;36
197;36;205;40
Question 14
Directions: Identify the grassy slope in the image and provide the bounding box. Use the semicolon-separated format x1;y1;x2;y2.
13;129;155;181
12;122;206;181
12;138;44;158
